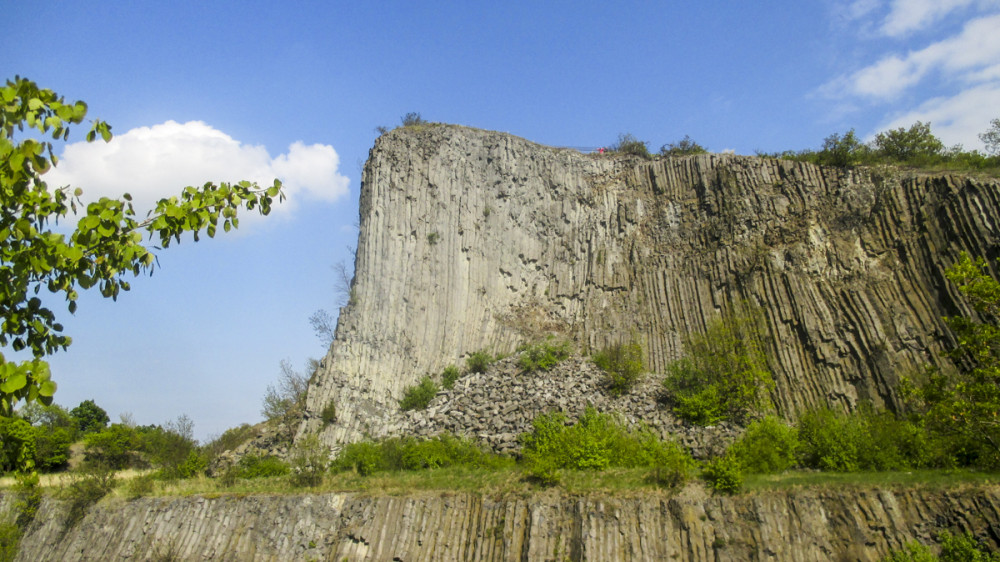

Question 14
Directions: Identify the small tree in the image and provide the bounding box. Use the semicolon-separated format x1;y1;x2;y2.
980;118;1000;156
660;135;708;156
401;112;426;127
872;121;944;163
817;129;867;167
261;359;312;421
611;133;651;158
662;303;773;425
907;253;1000;467
71;399;109;434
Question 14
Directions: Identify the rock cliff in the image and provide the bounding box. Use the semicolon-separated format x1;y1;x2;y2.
300;124;1000;448
6;486;1000;561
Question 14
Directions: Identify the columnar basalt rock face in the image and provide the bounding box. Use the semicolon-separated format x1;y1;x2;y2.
6;488;1000;561
300;124;1000;448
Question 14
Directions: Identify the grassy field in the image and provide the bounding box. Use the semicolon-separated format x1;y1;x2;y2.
3;466;994;501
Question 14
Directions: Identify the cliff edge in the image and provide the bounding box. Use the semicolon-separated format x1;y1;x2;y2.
300;124;1000;447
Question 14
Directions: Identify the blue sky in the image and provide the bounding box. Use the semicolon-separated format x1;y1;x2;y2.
5;1;1000;441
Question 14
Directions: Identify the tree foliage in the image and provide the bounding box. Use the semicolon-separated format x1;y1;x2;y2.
261;359;312;421
662;303;773;424
905;253;1000;467
660;135;708;156
980;118;1000;156
70;399;109;434
0;76;283;414
872;121;944;162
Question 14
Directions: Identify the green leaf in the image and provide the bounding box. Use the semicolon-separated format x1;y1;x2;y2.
0;372;27;393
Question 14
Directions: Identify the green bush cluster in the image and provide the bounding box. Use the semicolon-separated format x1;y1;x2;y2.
759;121;1000;172
610;133;651;158
517;338;572;373
331;433;508;476
660;135;708;156
399;376;440;411
288;434;329;487
727;415;798;474
662;303;773;425
519;407;693;487
441;365;461;390
234;454;290;478
701;454;743;495
466;350;494;374
592;340;645;396
883;531;1000;562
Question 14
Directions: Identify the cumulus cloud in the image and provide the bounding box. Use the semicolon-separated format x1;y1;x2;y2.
840;13;1000;100
43;120;349;224
880;0;981;36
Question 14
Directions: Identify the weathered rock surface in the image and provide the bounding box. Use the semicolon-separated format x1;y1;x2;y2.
299;124;1000;448
6;486;1000;561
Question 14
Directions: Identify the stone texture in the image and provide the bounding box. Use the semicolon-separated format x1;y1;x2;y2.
7;487;1000;561
299;124;1000;449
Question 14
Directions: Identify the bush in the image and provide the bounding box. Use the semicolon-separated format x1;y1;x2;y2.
872;121;944;163
611;133;651;158
236;454;290;478
466;350;494;374
884;531;1000;562
321;401;338;425
83;423;141;470
0;417;36;473
441;365;461;390
519;407;693;487
289;434;328;488
261;359;310;422
660;135;708;156
517;338;572;373
62;465;117;528
331;433;508;476
33;425;74;471
202;423;254;463
401;112;426;127
593;340;645;396
727;416;799;474
662;303;773;425
126;473;155;499
702;454;744;495
817;129;868;167
399;376;439;411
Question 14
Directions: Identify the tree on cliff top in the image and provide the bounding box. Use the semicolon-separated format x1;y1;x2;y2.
0;76;284;416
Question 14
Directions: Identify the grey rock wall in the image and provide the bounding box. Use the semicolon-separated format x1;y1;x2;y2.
300;124;1000;448
7;487;1000;561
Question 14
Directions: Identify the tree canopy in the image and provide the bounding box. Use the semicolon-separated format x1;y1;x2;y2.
0;76;284;416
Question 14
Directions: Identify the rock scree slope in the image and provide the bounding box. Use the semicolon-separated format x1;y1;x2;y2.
299;124;1000;449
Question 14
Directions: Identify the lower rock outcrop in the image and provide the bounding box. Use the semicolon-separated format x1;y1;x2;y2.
6;486;1000;561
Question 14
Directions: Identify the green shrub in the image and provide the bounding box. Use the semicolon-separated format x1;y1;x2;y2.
427;231;440;245
593;340;645;396
702;454;744;494
126;474;155;499
660;135;708;156
611;133;651;158
519;407;693;487
236;454;290;478
727;416;799;474
289;434;329;488
33;425;74;471
83;423;141;470
399;376;439;411
938;531;1000;562
401;112;426;127
795;407;862;472
441;365;461;389
466;350;494;374
517;338;572;373
331;434;507;476
662;303;773;425
0;417;36;473
321;401;338;425
203;423;254;462
817;129;869;167
882;541;936;562
0;522;20;562
62;465;117;528
872;121;944;163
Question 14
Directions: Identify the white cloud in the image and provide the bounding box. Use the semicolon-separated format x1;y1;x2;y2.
880;0;979;36
43;120;349;224
824;11;1000;103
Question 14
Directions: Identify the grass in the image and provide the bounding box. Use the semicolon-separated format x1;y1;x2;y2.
4;467;995;500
